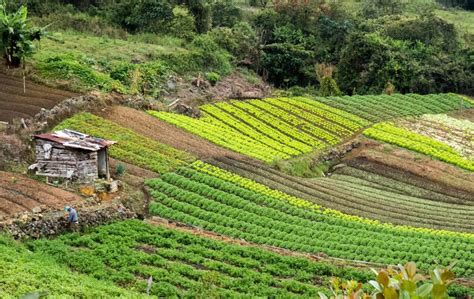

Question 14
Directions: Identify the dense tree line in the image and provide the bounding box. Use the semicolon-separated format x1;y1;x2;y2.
11;0;474;95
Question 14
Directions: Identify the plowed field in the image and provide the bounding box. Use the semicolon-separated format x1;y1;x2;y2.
0;171;81;218
0;73;76;122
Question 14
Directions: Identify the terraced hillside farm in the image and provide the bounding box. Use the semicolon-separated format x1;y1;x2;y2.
145;162;474;277
0;73;76;122
149;98;369;162
208;154;474;233
26;220;374;298
315;94;473;122
0;171;81;219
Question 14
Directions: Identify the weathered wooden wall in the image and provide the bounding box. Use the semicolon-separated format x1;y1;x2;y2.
35;139;98;181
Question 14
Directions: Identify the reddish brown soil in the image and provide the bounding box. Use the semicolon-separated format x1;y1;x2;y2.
102;106;246;160
0;171;81;217
0;73;76;122
343;139;474;200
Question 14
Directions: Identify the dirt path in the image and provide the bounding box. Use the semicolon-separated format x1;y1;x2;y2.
102;106;247;160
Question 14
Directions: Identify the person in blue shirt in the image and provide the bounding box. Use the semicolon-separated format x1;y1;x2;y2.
64;206;79;232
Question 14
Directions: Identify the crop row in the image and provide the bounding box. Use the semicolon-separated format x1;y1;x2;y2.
55;113;194;173
210;156;474;233
148;110;286;162
201;104;307;155
192;160;473;237
315;93;472;122
231;100;326;148
150;97;366;162
145;166;474;276
364;122;474;171
28;220;376;298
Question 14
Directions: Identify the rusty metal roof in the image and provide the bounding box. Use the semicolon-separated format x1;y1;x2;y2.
34;129;116;151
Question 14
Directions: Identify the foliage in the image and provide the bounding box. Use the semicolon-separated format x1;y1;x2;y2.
0;2;43;67
369;262;456;299
319;77;342;97
209;21;259;64
55;113;194;173
106;0;173;33
319;262;456;299
115;163;125;176
361;0;407;18
0;234;144;297
27;220;373;297
149;97;365;162
169;5;195;41
144;163;474;277
205;71;220;86
211;0;241;28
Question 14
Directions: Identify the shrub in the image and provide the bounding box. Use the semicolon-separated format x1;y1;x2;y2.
205;72;220;86
169;6;196;41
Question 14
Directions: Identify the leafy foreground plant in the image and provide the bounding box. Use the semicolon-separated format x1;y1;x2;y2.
319;262;458;299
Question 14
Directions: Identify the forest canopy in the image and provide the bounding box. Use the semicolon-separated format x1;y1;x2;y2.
8;0;474;96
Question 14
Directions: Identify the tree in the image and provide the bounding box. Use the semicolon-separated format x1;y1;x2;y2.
361;0;407;18
170;6;196;40
0;2;43;68
211;0;241;28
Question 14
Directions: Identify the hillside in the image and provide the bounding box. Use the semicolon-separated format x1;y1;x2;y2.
1;0;474;298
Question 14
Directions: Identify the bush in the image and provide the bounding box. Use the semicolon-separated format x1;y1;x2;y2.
205;72;220;86
189;34;233;75
170;6;196;41
115;164;125;176
211;0;241;28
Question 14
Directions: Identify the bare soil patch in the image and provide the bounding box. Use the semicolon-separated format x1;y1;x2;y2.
0;73;77;122
102;106;246;160
0;171;81;218
109;158;157;187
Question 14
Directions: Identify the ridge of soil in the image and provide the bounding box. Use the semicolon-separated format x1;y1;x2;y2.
0;171;82;219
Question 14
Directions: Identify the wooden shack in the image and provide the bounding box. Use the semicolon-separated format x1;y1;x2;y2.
33;130;116;182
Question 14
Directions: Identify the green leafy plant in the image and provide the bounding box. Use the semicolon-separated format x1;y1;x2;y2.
0;2;44;68
205;71;220;86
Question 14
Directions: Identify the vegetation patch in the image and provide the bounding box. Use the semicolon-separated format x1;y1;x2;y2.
149;97;365;162
145;162;474;277
55;113;195;174
27;220;372;298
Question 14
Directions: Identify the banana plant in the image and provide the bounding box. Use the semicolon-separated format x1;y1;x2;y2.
0;1;48;91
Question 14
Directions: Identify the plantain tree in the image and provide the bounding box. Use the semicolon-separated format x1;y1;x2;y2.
0;1;45;91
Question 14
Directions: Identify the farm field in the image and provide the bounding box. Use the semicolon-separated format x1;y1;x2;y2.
0;234;145;298
144;162;474;277
0;171;81;219
55;113;195;174
103;106;245;160
208;155;474;233
0;73;76;123
27;220;372;298
396;114;474;159
363;122;474;171
315;94;472;122
149;97;368;162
